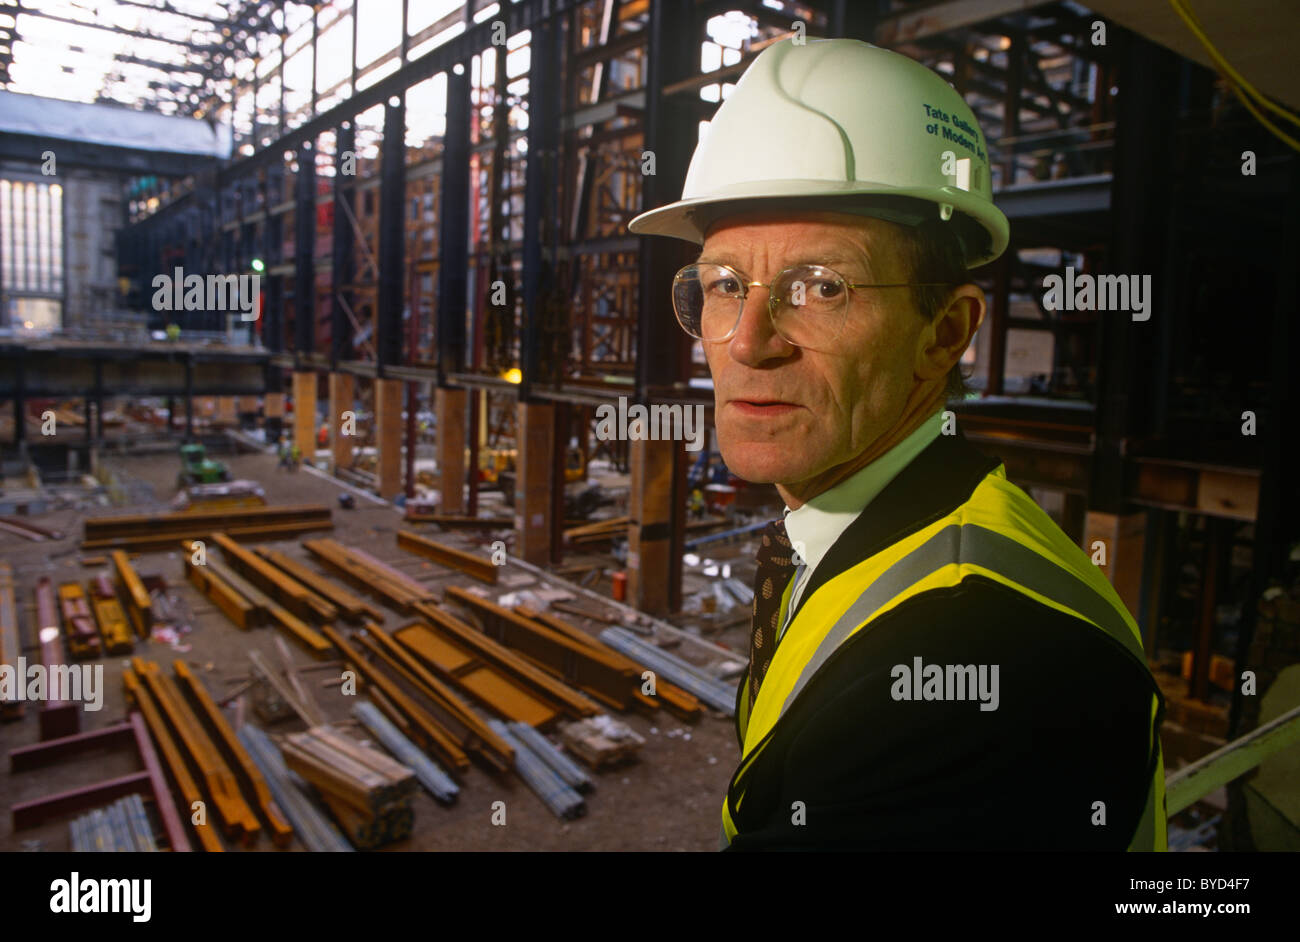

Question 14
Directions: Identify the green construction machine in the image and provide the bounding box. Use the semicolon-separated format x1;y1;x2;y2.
177;443;231;488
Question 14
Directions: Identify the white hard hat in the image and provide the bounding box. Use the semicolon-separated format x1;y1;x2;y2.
628;38;1009;268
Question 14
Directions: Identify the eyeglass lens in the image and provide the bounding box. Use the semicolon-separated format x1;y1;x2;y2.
672;263;849;348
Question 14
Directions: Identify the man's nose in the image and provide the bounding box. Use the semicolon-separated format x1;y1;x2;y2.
727;285;795;366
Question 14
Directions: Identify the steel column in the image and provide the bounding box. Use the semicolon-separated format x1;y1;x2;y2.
294;141;317;356
635;0;695;401
629;0;698;613
265;164;286;354
1090;29;1178;512
436;67;471;381
13;358;24;446
520;14;559;401
332;122;357;367
183;356;194;440
377;99;407;373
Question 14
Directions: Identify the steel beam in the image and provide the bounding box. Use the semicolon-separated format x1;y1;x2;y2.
213;0;582;186
830;0;888;40
873;0;1051;46
0;134;218;177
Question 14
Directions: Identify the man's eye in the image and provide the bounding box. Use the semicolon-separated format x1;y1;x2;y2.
809;279;843;299
706;278;741;295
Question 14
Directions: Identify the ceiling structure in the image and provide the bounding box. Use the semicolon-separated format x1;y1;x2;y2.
3;0;1294;155
0;1;315;118
1086;0;1300;111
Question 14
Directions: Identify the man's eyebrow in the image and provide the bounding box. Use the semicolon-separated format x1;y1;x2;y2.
693;249;880;278
804;254;873;275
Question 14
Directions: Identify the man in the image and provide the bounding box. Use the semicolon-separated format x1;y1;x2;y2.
629;38;1165;850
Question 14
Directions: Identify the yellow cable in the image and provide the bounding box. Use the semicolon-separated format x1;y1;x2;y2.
1169;0;1300;152
1226;79;1300;152
1171;0;1299;128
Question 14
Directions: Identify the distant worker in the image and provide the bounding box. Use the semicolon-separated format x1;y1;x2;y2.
289;442;301;472
630;38;1164;850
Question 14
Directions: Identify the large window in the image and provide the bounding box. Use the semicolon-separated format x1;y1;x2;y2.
1;177;63;329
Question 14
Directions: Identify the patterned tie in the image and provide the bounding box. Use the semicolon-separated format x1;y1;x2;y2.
748;518;796;713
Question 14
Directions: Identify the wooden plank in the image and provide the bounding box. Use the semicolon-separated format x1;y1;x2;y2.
273;636;327;726
293;371;318;464
1197;469;1260;522
247;649;325;726
374;377;403;499
308;725;416;789
563;516;630;542
396;530;498;584
515;401;554;565
328;372;355;471
280;736;394;811
435;387;467;514
628;436;677;615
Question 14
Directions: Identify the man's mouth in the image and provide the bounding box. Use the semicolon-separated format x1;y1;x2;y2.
729;399;801;417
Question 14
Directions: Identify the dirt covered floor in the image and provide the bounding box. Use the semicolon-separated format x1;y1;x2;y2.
0;449;744;852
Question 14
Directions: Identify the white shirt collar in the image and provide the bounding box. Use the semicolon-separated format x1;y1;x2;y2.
783;411;945;575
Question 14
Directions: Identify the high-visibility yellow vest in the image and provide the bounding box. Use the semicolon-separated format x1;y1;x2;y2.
722;465;1166;850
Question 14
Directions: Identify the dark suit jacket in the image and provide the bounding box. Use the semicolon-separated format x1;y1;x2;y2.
724;431;1162;851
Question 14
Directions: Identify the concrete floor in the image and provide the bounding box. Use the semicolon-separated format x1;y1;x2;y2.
1;449;740;852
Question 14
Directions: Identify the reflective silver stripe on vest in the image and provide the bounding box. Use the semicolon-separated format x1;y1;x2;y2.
780;522;1145;719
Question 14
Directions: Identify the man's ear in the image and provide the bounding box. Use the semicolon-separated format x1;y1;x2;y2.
916;284;985;381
